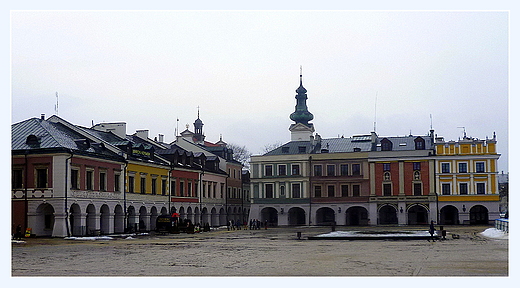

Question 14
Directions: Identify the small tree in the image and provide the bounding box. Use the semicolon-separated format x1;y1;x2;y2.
227;143;252;170
262;141;283;154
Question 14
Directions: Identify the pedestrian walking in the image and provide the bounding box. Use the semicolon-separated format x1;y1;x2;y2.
429;220;436;242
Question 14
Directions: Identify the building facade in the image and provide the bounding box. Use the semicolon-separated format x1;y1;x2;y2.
249;73;501;227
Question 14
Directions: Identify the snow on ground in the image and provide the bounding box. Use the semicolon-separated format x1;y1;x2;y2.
64;236;114;241
316;230;435;237
480;228;508;240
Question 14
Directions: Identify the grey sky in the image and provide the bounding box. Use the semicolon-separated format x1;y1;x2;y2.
10;10;509;172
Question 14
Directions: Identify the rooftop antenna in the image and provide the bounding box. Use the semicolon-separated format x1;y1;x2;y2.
373;92;378;132
457;126;467;139
430;114;433;130
55;92;59;115
175;117;179;137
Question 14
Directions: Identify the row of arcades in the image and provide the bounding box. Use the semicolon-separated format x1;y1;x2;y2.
22;200;249;237
258;204;491;227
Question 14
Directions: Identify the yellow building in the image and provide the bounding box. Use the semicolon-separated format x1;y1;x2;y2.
435;133;500;224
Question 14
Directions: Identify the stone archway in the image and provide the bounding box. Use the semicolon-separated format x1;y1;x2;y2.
85;204;96;235
288;207;306;226
316;207;335;225
346;206;369;226
260;207;278;227
211;207;218;227
114;205;124;234
407;204;429;225
100;204;110;235
69;203;82;236
440;205;459;225
34;203;55;237
379;205;397;225
470;205;489;225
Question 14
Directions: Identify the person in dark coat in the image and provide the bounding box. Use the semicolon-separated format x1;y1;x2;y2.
429;220;436;242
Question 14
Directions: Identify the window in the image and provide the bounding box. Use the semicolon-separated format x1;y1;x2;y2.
86;170;93;190
99;171;106;191
35;168;48;188
161;179;166;195
459;183;468;195
314;165;322;176
129;176;135;193
340;164;348;176
476;162;485;173
151;178;157;195
292;183;301;198
140;177;146;194
278;165;286;176
265;165;273;176
114;174;121;192
459;163;468;173
381;138;393;151
12;169;23;189
292;164;300;175
314;185;322;197
327;185;335;197
353;185;360;197
188;182;193;197
383;183;392;196
383;163;391;171
476;183;486;194
282;147;289;153
414;137;425;150
265;184;274;198
298;146;306;153
280;185;285;197
413;183;422;196
441;163;450;173
352;164;361;176
413;162;421;171
71;169;79;190
442;183;451;195
327;165;335;176
341;185;349;197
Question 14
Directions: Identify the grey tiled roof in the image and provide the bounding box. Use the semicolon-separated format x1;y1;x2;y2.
11;118;123;160
263;134;433;156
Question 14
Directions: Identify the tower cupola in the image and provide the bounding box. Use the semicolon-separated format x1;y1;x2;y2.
290;67;314;126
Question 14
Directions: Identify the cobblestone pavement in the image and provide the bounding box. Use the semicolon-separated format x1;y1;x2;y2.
11;225;508;277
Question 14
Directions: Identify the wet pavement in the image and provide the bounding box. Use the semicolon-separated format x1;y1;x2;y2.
11;225;508;277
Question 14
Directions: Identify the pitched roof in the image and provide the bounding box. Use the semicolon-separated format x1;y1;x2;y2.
11;118;124;160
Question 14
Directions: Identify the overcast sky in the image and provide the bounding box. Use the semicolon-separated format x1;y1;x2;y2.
10;10;509;172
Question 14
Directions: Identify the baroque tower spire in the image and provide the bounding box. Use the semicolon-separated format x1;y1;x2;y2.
289;67;315;141
290;66;314;126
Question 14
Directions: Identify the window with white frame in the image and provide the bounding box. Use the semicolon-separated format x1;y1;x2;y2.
476;182;486;194
441;163;450;173
459;183;468;195
292;164;300;176
265;165;273;177
86;169;93;190
475;162;485;173
71;168;80;190
458;162;468;173
292;183;301;198
441;183;451;195
99;170;107;191
265;183;274;198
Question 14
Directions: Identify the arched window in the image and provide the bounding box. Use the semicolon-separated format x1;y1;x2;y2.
381;138;393;151
414;137;425;150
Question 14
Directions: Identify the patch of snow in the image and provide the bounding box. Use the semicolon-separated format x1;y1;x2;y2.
12;239;26;244
480;228;508;240
64;236;114;241
316;231;436;237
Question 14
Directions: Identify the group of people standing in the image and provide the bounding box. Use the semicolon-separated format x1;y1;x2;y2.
226;219;269;230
